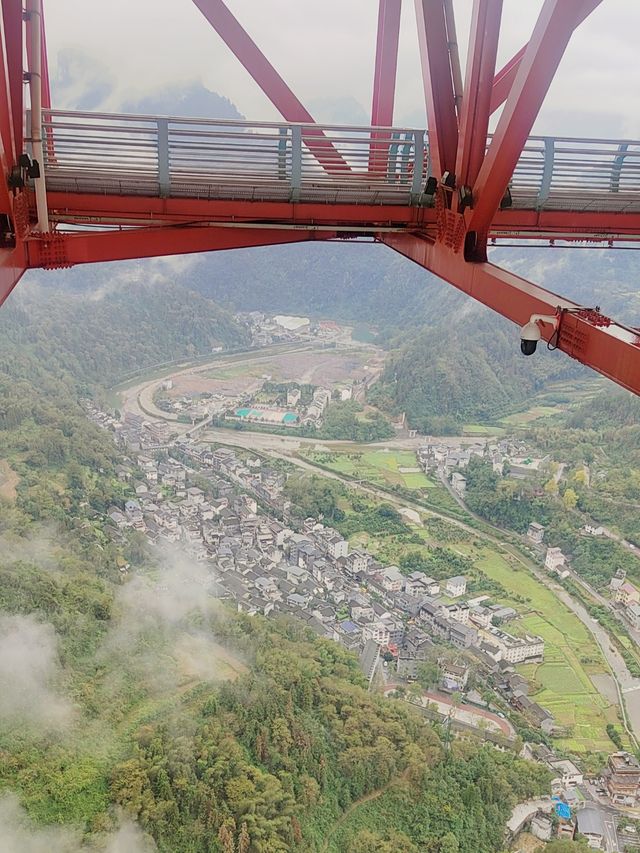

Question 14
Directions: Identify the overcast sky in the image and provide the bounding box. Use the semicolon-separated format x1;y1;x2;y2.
44;0;640;138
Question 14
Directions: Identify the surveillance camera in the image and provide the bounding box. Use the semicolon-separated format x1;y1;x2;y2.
520;320;541;356
519;313;558;356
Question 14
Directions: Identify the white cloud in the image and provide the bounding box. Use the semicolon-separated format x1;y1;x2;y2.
0;614;74;732
0;794;155;853
42;0;640;138
101;546;241;694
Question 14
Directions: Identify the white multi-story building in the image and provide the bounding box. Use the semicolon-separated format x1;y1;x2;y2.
545;547;565;571
382;565;404;593
616;582;640;606
489;627;544;663
447;603;470;624
326;535;348;560
404;572;427;597
446;576;467;597
545;547;569;578
361;621;391;646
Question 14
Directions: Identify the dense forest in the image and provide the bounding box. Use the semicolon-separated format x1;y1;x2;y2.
3;274;248;388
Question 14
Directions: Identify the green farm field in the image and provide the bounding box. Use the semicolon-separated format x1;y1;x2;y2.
304;449;435;490
476;550;621;752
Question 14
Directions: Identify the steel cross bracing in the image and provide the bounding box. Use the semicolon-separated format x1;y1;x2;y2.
0;0;639;396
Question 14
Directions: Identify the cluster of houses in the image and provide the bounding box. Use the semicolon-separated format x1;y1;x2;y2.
611;570;640;630
236;312;342;348
81;406;176;451
154;385;229;423
85;399;557;735
509;748;640;849
117;412;173;449
417;437;552;482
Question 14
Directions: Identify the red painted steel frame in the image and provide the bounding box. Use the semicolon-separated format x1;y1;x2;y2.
43;191;430;229
490;0;596;115
41;191;640;243
415;0;458;178
0;0;26;304
455;0;502;194
2;0;21;165
369;0;402;172
25;225;334;268
380;232;640;396
469;0;603;238
0;0;24;167
371;0;401;126
0;244;27;308
191;0;349;172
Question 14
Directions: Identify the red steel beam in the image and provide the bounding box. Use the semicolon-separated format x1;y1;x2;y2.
191;0;349;173
371;0;401;126
25;225;334;269
380;232;640;396
0;0;21;169
43;191;429;228
455;0;502;194
468;0;603;238
414;0;458;179
369;0;402;172
0;242;27;308
42;191;640;242
490;0;596;115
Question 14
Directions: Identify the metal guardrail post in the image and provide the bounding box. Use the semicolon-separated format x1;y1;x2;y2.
278;127;288;180
537;137;554;209
387;132;399;181
157;118;170;198
611;143;629;193
290;125;301;202
411;130;425;205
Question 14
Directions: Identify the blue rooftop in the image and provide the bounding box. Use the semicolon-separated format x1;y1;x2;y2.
340;620;359;634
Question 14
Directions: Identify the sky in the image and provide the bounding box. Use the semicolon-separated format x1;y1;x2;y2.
43;0;640;140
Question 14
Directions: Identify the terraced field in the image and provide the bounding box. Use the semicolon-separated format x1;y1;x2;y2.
476;551;621;752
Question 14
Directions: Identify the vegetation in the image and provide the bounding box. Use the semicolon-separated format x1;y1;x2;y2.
284;474;346;522
528;388;640;547
319;401;394;442
3;276;248;388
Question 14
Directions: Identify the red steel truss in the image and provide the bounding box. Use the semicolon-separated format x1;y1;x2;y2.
1;0;639;397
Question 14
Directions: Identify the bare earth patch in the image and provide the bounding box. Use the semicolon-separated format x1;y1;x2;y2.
0;460;19;501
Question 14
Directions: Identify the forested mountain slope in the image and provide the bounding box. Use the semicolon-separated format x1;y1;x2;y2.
21;238;636;426
3;273;248;387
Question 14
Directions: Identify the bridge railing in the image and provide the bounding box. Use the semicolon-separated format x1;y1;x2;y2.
41;110;426;206
511;135;640;211
39;111;640;213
